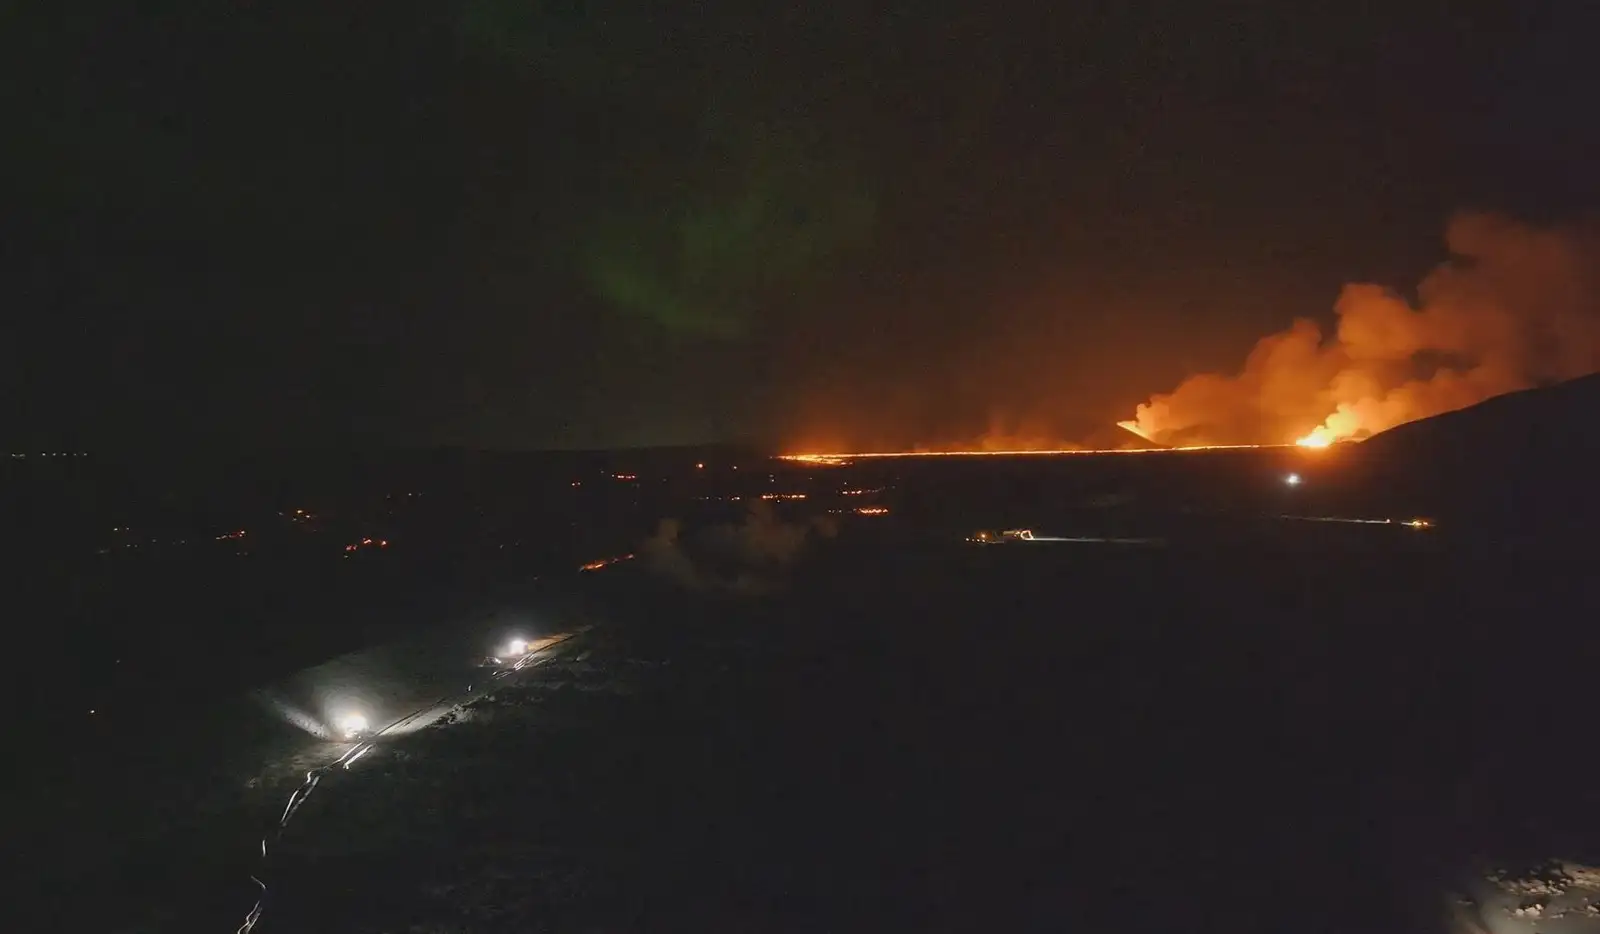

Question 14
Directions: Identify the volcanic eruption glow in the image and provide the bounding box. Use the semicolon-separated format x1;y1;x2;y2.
1124;213;1600;448
785;213;1599;461
779;441;1282;463
1116;420;1157;443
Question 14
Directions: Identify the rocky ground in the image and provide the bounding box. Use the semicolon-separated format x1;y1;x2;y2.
265;630;708;932
1451;861;1600;933
18;529;1596;933
258;540;1600;933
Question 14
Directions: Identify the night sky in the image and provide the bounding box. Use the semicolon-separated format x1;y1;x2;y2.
5;2;1598;451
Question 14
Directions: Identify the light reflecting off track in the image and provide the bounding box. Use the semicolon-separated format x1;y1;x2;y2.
341;744;373;770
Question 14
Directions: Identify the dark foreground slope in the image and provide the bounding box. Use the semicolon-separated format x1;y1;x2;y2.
264;534;1600;933
1330;373;1600;535
7;575;595;933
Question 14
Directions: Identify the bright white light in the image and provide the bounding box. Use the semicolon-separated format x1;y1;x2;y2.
336;712;369;738
1284;473;1302;487
503;638;529;657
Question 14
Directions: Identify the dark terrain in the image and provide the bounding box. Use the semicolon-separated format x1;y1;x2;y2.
6;376;1599;932
265;533;1600;933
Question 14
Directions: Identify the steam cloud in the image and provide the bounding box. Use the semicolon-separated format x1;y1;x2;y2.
1126;213;1600;446
640;501;838;594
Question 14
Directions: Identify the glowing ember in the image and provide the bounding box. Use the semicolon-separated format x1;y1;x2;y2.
579;553;635;572
1294;430;1334;449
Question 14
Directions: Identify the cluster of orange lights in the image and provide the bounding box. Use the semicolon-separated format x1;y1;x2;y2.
580;553;635;571
854;506;889;516
214;529;247;541
343;537;389;554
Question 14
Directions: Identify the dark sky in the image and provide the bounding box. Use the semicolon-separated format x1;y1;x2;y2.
4;1;1598;451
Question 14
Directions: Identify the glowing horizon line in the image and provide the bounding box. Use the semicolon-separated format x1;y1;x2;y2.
778;442;1296;462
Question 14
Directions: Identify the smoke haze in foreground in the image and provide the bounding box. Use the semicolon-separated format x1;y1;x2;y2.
1126;212;1600;447
639;502;838;594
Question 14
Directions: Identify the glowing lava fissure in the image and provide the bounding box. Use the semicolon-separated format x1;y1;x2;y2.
779;441;1289;463
785;415;1355;463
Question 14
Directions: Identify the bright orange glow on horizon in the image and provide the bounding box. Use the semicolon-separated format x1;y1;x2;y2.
1121;215;1600;450
779;441;1295;464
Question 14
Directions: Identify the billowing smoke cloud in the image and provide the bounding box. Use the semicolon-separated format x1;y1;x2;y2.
1125;213;1600;447
639;501;838;594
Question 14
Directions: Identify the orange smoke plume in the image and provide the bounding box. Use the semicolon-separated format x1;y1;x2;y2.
1125;212;1600;447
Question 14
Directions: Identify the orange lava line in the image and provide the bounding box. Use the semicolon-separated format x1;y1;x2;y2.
778;443;1293;462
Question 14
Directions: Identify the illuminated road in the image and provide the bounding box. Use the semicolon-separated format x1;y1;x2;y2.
1280;513;1434;528
238;628;586;933
9;586;600;933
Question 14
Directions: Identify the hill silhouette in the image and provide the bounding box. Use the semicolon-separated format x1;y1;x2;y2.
1338;372;1600;539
